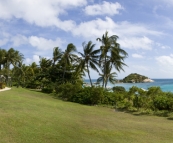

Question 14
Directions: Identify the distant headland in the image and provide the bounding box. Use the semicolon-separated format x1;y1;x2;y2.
119;73;154;83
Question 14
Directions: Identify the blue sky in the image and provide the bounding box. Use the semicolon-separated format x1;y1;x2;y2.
0;0;173;79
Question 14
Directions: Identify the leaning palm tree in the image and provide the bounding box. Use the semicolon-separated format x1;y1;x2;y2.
76;41;100;86
61;43;77;82
97;31;128;88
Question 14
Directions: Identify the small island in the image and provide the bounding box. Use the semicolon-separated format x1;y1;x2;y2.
120;73;154;83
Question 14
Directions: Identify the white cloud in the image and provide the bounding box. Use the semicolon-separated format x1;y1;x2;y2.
156;55;173;76
161;45;171;49
84;1;124;16
0;0;87;31
10;34;28;47
0;38;8;46
73;17;160;37
119;36;153;50
132;54;144;58
131;65;149;71
29;36;64;51
156;55;173;67
72;17;161;50
33;55;40;64
72;17;116;38
24;55;40;65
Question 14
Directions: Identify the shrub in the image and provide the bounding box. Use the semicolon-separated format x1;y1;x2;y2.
116;98;133;109
42;82;55;93
112;86;126;93
55;82;82;101
153;94;169;110
72;86;104;105
42;87;54;93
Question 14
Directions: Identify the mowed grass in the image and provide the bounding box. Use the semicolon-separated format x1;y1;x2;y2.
1;88;173;143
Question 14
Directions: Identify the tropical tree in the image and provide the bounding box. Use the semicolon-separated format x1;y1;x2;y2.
52;47;62;66
97;62;117;88
3;48;24;86
61;43;77;82
0;49;7;71
76;41;100;86
39;57;52;76
12;62;27;87
97;31;128;88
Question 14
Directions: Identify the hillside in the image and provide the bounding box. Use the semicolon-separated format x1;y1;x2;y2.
122;73;149;83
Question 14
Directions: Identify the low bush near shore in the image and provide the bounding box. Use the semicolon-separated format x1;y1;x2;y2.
46;82;173;114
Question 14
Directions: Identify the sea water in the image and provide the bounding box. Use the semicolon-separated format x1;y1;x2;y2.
84;79;173;92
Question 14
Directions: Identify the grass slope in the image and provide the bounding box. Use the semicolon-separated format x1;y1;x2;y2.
1;87;173;143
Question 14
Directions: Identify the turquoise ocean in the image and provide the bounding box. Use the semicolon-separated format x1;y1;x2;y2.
85;79;173;92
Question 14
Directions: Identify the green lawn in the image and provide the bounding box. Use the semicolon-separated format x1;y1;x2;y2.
1;87;173;143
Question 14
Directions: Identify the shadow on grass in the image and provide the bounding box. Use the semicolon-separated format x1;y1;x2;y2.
29;89;42;92
167;117;173;120
115;108;172;118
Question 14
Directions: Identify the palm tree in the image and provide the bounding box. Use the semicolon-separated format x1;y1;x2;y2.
52;47;62;66
0;49;7;71
97;31;128;88
97;62;117;88
39;57;52;73
61;43;77;82
5;48;24;68
4;48;24;86
29;62;39;76
76;41;100;86
12;62;27;87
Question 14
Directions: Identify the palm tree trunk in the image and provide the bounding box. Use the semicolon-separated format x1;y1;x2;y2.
87;63;92;86
105;77;108;88
62;61;66;83
102;54;107;88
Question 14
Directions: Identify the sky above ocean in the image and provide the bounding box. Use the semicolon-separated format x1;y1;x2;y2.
0;0;173;79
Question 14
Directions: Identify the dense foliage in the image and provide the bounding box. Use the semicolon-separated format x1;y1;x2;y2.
0;31;127;89
55;84;173;114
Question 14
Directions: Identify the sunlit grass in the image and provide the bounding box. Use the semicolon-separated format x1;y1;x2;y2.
0;87;173;143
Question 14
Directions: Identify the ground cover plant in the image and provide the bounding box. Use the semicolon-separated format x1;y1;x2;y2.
1;87;173;143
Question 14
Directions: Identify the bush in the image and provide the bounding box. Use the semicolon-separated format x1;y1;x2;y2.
42;87;54;93
72;86;104;105
116;98;133;109
153;94;169;110
0;82;5;89
41;82;55;93
55;82;82;101
112;86;126;93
